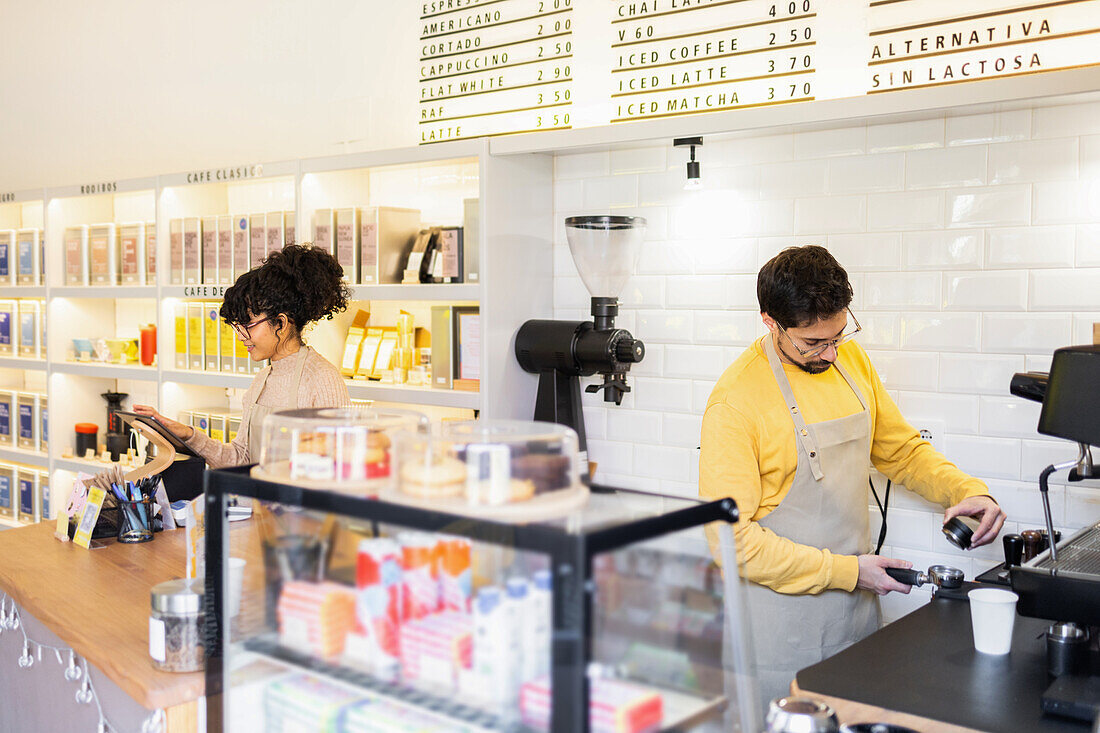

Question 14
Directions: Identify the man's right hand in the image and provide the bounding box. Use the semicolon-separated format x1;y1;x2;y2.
856;554;914;595
132;404;194;441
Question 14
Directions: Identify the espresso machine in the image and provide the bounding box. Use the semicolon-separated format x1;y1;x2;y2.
1008;345;1100;624
515;216;646;462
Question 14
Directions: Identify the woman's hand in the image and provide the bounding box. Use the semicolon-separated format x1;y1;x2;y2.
132;404;194;441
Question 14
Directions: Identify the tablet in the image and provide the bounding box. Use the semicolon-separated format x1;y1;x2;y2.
115;411;201;458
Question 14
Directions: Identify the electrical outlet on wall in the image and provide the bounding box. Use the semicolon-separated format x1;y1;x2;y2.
914;418;946;453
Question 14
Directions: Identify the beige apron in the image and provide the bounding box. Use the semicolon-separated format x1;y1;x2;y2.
745;336;880;706
243;346;310;461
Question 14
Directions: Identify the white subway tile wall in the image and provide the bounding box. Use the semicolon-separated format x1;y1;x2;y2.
554;103;1100;590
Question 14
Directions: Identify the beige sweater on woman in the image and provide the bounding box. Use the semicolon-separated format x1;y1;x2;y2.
185;346;350;468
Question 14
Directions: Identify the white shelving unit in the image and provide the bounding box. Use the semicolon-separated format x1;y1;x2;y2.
0;447;48;469
0;187;49;527
51;362;159;380
0;141;554;521
0;358;46;371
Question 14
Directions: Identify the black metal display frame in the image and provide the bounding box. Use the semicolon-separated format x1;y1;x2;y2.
203;465;739;732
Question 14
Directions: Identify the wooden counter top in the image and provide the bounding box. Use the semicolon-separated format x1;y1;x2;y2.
0;522;204;711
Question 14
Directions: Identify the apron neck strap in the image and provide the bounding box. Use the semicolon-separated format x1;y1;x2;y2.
764;335;826;479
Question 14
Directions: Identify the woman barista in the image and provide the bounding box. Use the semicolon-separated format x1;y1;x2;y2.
134;244;351;466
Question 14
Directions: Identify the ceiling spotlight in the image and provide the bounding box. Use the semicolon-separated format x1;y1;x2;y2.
674;136;703;190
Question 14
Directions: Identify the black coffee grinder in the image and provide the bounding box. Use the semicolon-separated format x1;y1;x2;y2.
102;391;131;461
515;215;646;464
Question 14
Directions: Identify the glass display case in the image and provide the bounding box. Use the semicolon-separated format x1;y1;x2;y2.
204;467;758;732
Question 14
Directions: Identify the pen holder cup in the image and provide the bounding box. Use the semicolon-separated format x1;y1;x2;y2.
117;497;155;544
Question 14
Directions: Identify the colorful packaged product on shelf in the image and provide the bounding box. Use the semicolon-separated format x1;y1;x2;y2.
473;585;517;711
438;537;471;613
174;303;188;369
145;221;156;281
0;230;12;284
201;216;218;285
346;538;403;678
216;214;233;284
219;317;235;373
342;697;480;732
16;392;37;451
182;217;202;284
313;209;334;259
39;395;47;452
261;673;365;733
118;222;146;285
0;300;12;356
204;304;220;371
266;211;285;257
334;208;360;283
398;611;473;690
276;581;357;661
398;532;440;620
169;219;183;285
186;302;204;370
17;469;37;524
15;228;40;286
232;214;250;278
17;300;39;358
38;470;49;521
520;676;664;733
0;465;12;517
0;392;12;446
284;210;296;247
64;225;89;286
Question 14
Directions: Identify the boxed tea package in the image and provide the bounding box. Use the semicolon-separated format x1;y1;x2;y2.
201;216;218;284
64;225;90;286
118;222;146;285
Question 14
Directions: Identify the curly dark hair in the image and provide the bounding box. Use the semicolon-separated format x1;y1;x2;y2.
757;245;853;328
221;244;350;340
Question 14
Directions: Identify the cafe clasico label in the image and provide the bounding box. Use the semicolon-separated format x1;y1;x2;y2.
415;0;1100;143
185;165;264;185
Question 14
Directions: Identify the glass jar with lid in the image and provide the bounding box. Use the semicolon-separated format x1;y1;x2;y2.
149;579;204;673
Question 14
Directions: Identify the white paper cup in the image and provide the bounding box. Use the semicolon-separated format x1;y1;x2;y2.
228;557;246;618
969;587;1018;655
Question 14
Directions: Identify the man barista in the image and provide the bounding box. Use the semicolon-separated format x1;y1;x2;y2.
699;245;1005;704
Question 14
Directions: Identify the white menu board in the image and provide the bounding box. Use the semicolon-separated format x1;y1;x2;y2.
419;0;575;143
417;0;1100;144
611;0;816;122
867;0;1100;93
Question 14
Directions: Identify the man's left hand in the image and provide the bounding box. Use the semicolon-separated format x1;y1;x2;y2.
944;496;1006;548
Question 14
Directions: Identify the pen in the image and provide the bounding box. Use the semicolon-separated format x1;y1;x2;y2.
129;481;149;528
111;482;141;531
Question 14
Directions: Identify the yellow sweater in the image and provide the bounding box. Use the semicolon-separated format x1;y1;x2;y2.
700;335;989;595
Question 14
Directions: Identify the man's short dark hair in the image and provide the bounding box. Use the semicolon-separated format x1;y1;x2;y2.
757;245;853;328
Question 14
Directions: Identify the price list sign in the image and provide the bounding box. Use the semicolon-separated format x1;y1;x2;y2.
868;0;1100;93
420;0;575;143
610;0;817;123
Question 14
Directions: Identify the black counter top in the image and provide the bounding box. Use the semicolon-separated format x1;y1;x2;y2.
796;595;1090;732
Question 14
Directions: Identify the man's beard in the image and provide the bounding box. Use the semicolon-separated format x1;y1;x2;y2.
795;359;832;375
778;338;832;374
